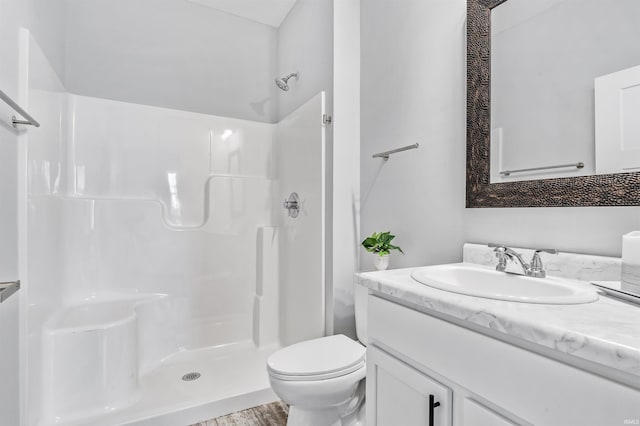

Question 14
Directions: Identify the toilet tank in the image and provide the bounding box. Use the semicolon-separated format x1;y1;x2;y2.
354;284;368;345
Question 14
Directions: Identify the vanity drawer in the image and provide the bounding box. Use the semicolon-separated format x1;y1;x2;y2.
367;295;640;425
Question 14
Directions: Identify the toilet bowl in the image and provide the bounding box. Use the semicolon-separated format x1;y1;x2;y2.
267;286;369;426
267;335;366;426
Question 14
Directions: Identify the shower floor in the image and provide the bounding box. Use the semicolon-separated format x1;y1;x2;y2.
66;341;281;426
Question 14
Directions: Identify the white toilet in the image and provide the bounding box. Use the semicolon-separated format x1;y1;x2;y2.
267;286;369;426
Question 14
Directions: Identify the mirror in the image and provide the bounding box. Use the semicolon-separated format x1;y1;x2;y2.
490;0;640;183
467;0;640;207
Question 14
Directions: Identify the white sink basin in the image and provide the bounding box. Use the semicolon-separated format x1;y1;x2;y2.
410;264;599;304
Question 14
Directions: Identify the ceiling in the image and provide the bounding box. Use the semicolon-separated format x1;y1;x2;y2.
187;0;298;27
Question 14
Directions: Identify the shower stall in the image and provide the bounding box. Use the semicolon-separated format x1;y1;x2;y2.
19;16;328;425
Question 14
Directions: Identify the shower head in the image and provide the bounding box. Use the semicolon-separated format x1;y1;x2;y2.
275;72;299;91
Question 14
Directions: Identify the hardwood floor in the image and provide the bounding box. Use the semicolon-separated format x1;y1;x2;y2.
191;401;289;426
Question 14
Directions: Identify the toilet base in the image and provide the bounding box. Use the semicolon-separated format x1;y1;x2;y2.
286;381;366;426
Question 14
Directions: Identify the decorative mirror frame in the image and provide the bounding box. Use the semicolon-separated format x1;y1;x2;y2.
466;0;640;208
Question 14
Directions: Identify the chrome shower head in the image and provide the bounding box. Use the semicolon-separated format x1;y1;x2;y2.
275;72;299;91
275;79;289;91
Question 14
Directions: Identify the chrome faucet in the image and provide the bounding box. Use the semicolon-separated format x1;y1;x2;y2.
488;244;558;278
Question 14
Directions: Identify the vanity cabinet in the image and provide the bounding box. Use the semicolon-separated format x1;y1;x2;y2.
462;399;516;426
367;346;452;426
366;295;640;426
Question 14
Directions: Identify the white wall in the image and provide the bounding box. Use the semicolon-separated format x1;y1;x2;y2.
464;207;640;257
360;0;466;271
361;0;640;286
0;14;23;424
276;0;334;122
64;0;278;123
332;0;360;339
25;0;68;81
0;0;66;424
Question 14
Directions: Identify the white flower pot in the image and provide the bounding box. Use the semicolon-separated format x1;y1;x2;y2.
374;254;389;271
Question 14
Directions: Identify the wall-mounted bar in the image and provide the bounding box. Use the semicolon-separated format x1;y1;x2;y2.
500;162;584;177
372;143;419;161
0;88;40;128
0;280;20;303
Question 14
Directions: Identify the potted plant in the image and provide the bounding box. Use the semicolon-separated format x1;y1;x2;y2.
361;231;404;270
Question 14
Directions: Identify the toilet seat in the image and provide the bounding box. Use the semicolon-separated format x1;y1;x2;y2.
267;334;365;382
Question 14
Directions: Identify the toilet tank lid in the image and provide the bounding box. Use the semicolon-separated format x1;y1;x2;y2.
267;334;365;377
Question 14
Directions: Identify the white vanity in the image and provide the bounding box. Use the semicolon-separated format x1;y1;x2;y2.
357;244;640;426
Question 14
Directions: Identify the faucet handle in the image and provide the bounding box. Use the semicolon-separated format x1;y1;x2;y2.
489;244;510;271
529;253;545;278
529;249;557;278
489;243;509;257
534;248;558;255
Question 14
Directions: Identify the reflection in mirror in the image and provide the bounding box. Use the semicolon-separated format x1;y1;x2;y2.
490;0;640;183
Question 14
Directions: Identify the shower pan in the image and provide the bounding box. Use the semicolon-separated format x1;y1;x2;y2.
19;32;327;426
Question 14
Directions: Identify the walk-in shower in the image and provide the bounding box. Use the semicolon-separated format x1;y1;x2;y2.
18;5;328;423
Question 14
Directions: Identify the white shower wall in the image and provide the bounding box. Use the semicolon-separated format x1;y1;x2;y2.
277;92;326;346
22;33;326;425
34;95;278;345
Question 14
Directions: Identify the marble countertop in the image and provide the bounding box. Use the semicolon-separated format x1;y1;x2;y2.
357;263;640;381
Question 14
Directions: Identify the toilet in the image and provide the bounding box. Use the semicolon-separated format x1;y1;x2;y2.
267;285;369;426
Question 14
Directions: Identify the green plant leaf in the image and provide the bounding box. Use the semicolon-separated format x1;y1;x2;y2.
361;231;404;255
388;244;404;254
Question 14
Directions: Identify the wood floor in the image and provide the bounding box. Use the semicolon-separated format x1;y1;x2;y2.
192;402;289;426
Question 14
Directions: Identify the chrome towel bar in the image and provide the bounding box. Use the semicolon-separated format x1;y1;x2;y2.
0;280;20;303
372;143;419;161
500;162;584;177
0;88;40;128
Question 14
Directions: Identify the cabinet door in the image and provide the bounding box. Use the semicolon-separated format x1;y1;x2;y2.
463;398;517;426
595;64;640;174
367;346;452;426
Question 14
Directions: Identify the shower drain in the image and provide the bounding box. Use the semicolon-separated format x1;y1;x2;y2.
181;372;201;382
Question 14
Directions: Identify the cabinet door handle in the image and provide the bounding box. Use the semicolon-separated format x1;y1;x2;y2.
429;394;441;426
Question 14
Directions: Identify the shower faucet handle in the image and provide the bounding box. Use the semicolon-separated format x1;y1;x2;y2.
283;192;300;218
